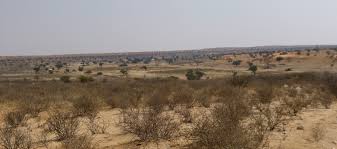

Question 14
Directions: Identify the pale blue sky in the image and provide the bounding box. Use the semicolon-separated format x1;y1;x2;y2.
1;0;337;56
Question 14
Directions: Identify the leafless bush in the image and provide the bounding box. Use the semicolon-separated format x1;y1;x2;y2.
193;89;210;107
105;94;125;109
72;96;100;118
191;103;265;149
230;72;250;87
311;123;326;142
45;111;79;141
321;72;337;97
255;84;274;104
146;88;171;112
254;103;287;131
175;107;192;123
120;108;180;142
282;95;309;116
61;135;94;149
4;111;26;128
19;98;48;117
169;86;194;109
86;117;108;135
106;93;139;109
0;127;32;149
106;85;145;109
314;87;334;109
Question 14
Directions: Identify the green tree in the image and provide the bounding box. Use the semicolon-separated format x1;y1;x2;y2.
232;60;241;66
185;70;205;80
120;68;128;77
248;64;258;76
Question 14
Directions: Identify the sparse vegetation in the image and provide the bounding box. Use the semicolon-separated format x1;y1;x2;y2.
311;123;326;142
45;111;79;141
0;127;32;149
120;108;180;142
60;75;71;83
72;96;101;118
2;49;337;148
78;75;94;83
61;135;94;149
185;69;205;80
4;111;26;128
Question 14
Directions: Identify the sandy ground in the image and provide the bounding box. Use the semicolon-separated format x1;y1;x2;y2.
269;104;337;149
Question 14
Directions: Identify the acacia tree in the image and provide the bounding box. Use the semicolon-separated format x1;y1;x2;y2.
248;64;258;76
232;60;241;67
33;65;40;74
99;62;104;70
120;68;128;77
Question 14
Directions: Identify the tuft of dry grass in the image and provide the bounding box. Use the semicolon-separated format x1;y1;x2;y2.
311;123;326;142
62;135;95;149
4;111;26;128
72;96;101;118
0;127;32;149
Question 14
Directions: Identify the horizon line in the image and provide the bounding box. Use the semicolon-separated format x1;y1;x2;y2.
1;44;336;57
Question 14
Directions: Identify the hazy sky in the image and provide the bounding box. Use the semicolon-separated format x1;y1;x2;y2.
1;0;337;56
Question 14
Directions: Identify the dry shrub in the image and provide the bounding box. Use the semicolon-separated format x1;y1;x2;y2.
120;108;180;142
215;86;248;106
146;88;171;111
282;96;307;116
314;87;334;109
86;118;108;135
146;81;175;107
106;92;140;109
311;123;326;142
255;84;274;104
106;85;145;109
62;135;94;149
19;98;48;117
78;75;94;83
4;111;26;128
175;107;192;123
105;94;125;109
0;127;32;149
191;103;265;149
230;72;250;87
169;86;194;109
281;88;310;116
193;89;210;107
45;111;79;141
72;96;100;118
321;72;337;97
254;103;287;131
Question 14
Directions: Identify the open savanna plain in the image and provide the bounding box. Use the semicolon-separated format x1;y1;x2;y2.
1;49;337;149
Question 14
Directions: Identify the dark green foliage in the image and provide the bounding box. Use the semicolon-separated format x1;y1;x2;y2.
248;64;258;75
78;76;94;83
60;76;71;83
120;68;128;77
276;57;284;61
78;66;84;71
232;60;242;66
185;69;205;80
55;61;64;69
